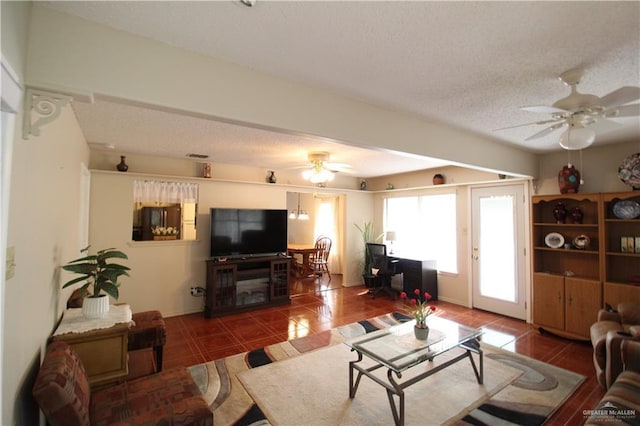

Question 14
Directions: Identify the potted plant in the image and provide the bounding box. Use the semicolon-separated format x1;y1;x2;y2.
354;221;384;286
62;246;130;319
400;289;437;340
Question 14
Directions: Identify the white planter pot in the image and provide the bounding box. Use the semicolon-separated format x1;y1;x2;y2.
82;295;110;319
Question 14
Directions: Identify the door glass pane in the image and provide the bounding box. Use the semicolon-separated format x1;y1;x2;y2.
479;195;516;302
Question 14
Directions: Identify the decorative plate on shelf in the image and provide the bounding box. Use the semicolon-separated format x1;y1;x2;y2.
612;200;640;219
544;232;565;248
573;234;590;250
618;152;640;190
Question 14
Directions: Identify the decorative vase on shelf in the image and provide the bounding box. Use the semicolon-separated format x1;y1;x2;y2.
116;156;129;172
571;207;584;224
414;324;429;341
432;174;445;185
558;163;580;194
267;171;276;184
82;294;110;319
553;202;568;224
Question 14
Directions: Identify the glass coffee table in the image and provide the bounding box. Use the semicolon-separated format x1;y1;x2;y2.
344;316;483;426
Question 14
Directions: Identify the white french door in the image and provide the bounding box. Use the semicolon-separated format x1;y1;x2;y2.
471;184;527;319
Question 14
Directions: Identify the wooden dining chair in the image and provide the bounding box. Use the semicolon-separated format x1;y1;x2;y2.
309;236;332;280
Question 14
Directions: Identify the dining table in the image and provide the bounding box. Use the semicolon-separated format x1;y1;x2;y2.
287;244;317;278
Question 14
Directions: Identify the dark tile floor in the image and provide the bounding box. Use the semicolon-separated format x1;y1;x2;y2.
164;274;604;425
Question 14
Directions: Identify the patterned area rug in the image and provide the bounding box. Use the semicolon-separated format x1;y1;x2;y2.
187;312;584;426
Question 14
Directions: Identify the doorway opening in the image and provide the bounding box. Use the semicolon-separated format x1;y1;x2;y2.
287;191;344;295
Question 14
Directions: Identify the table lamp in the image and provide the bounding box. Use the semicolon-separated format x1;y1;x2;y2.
386;231;397;254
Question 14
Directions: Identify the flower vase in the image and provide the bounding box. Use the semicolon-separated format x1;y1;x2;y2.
414;324;429;341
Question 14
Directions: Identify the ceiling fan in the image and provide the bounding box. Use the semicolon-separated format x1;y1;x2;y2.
498;68;640;149
298;151;353;184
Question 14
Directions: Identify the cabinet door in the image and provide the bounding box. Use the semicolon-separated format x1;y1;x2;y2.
532;273;564;330
270;259;290;300
205;263;237;317
565;277;601;338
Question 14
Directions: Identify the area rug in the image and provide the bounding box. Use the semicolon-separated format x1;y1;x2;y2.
237;343;521;425
187;312;585;426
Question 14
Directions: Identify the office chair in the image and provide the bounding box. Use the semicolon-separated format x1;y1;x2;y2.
365;243;398;299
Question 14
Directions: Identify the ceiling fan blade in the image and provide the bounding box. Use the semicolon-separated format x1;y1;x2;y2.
326;163;354;173
598;86;640;108
521;105;569;114
605;103;640;118
493;118;562;131
589;118;624;134
524;123;565;141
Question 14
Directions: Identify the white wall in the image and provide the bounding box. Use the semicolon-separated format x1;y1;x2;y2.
286;191;316;245
27;4;538;179
535;141;638;195
5;104;89;425
89;169;372;315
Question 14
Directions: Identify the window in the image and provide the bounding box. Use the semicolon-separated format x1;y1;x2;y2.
131;180;198;241
384;193;457;274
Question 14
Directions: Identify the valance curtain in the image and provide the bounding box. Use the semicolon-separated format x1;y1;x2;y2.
133;180;198;203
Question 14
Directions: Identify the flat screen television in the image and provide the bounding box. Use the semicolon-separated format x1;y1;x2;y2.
210;208;288;258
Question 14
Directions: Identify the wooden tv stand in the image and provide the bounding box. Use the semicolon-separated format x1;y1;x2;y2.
204;255;291;317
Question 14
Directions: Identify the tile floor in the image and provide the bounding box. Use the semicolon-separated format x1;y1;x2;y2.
163;274;605;425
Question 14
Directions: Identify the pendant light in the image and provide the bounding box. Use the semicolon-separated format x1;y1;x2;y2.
289;193;309;220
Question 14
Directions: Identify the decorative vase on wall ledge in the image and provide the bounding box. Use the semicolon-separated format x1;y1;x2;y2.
558;163;580;194
116;156;129;172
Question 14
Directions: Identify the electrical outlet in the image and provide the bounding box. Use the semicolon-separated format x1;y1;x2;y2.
190;286;205;296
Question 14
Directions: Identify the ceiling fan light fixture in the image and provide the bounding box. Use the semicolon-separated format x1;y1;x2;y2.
302;168;335;184
559;127;596;150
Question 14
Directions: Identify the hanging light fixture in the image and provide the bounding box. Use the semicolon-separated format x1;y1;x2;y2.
302;152;335;184
289;193;309;220
559;119;596;151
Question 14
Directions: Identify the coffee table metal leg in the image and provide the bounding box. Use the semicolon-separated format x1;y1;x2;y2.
349;351;364;398
461;339;483;384
387;370;404;426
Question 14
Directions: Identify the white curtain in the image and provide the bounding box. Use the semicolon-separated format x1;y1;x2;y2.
133;180;198;203
313;195;342;274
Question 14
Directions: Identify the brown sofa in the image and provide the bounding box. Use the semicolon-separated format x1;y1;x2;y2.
590;302;640;389
585;339;640;425
33;341;213;426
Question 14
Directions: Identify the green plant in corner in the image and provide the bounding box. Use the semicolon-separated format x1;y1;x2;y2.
354;221;384;276
62;247;130;300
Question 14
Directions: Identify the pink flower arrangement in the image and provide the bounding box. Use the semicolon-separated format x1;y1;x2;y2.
400;289;436;328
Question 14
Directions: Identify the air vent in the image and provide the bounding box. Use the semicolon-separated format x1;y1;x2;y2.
186;153;209;159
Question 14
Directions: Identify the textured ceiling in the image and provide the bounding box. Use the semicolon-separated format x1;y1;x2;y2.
43;1;640;177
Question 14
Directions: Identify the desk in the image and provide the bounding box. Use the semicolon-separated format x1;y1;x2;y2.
52;305;132;389
287;244;316;277
391;257;438;300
